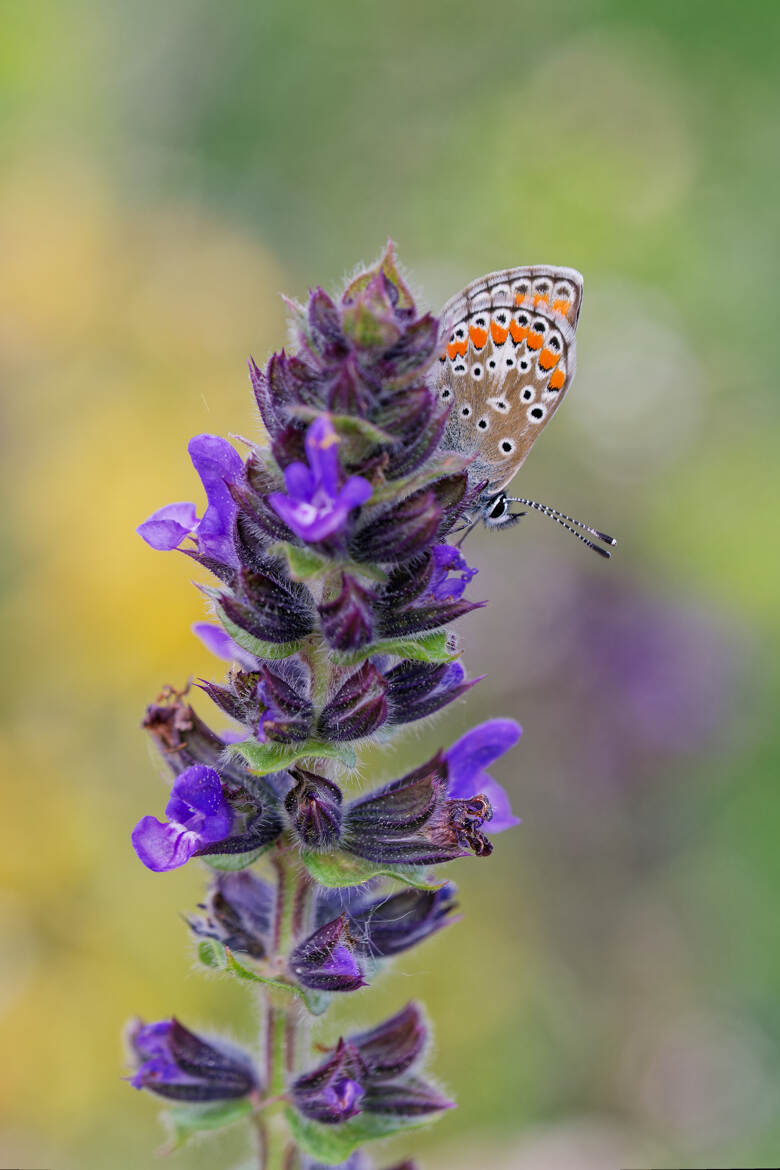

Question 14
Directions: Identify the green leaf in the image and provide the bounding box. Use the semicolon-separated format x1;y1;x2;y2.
163;1099;253;1148
333;630;456;667
287;1106;436;1164
201;843;273;872
301;850;446;891
233;738;357;776
216;605;303;660
195;941;327;1012
197;938;225;969
289;407;395;447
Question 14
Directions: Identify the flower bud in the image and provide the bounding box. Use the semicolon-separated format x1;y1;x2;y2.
188;870;274;960
288;915;366;992
127;1017;257;1102
285;769;343;850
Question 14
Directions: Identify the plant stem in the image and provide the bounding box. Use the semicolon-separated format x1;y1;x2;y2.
257;847;313;1169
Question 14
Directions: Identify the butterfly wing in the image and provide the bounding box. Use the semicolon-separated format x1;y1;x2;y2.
434;265;583;494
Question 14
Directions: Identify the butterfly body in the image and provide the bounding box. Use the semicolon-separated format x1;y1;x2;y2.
434;265;616;555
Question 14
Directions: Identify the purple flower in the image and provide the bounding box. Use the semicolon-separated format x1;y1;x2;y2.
429;543;478;601
289;915;367;993
444;718;522;832
128;1017;256;1102
137;434;243;567
268;415;372;542
192;621;258;670
131;764;233;872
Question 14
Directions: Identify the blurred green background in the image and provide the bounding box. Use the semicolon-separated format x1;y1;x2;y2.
2;1;779;1167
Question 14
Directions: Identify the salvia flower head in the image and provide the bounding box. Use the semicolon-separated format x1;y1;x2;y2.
128;243;526;1166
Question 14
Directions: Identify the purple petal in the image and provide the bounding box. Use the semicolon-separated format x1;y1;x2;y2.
283;461;315;502
444;718;522;791
188;435;242;565
131;817;200;872
134;1020;173;1059
137;502;198;550
268;494;349;542
305;415;341;498
337;476;373;510
320;944;365;982
165;765;233;843
192;622;257;670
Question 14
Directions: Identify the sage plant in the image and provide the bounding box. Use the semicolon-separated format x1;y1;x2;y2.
128;244;521;1169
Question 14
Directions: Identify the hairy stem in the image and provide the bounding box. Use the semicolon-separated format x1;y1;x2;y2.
258;847;313;1169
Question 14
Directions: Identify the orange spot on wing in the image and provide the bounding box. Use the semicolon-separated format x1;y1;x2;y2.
439;352;446;362
515;292;529;307
533;293;549;307
548;367;566;391
552;298;571;316
447;340;468;359
527;331;544;350
509;320;529;344
491;321;509;345
469;325;488;349
538;347;560;371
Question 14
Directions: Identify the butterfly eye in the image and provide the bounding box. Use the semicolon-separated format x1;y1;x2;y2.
500;439;515;454
528;405;546;423
489;496;507;519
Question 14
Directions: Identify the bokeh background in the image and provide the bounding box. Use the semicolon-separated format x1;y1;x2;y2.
2;2;779;1167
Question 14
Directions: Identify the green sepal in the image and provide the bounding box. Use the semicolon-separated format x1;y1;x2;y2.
287;1106;434;1164
289;407;395;447
162;1098;253;1149
216;604;303;660
200;843;273;872
232;738;357;776
301;850;446;891
332;629;456;667
272;542;330;581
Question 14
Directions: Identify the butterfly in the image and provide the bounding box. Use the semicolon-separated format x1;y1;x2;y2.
434;265;616;558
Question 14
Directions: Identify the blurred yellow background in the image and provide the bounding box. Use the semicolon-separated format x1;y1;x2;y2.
2;2;779;1167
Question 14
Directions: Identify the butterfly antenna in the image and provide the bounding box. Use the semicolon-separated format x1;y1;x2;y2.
505;498;617;559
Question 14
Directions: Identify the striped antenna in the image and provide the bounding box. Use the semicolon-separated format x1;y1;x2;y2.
505;498;617;559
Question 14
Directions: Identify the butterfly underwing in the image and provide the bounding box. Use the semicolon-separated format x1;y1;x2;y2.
433;265;615;555
435;264;582;491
